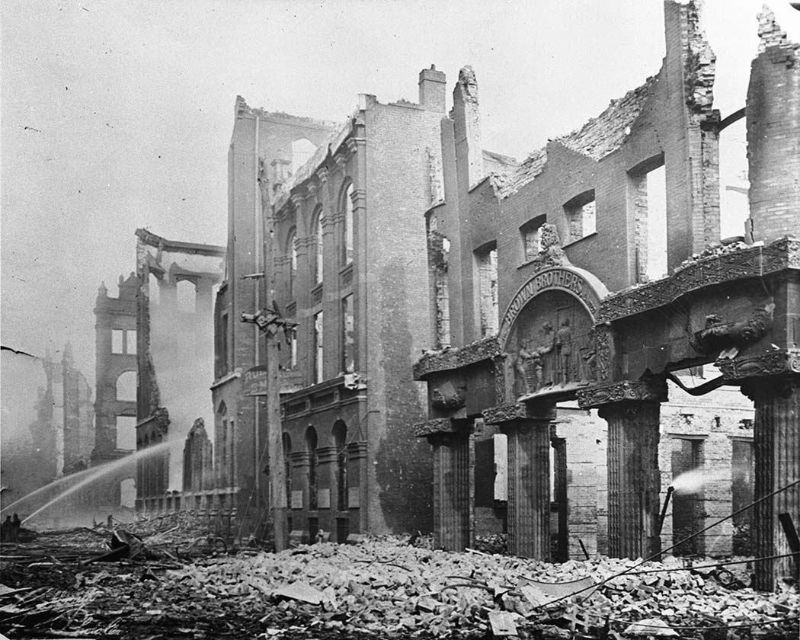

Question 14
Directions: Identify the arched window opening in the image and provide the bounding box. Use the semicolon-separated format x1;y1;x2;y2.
343;183;354;265
116;371;137;402
287;228;297;299
282;433;292;508
333;421;348;511
291;138;317;174
177;280;197;313
305;427;318;510
315;211;324;284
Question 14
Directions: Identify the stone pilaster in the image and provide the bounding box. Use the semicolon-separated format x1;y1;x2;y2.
743;376;800;591
500;404;554;560
600;401;662;559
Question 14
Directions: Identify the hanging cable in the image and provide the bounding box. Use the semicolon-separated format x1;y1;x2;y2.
535;477;800;608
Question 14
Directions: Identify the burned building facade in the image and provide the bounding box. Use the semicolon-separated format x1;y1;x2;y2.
413;2;798;590
93;274;138;509
214;70;467;541
134;229;224;512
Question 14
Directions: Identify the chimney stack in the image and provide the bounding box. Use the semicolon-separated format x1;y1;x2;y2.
418;65;447;112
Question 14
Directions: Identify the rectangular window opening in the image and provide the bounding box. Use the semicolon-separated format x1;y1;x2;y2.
341;295;355;374
111;329;124;354
563;191;596;243
313;311;324;383
126;330;137;355
475;245;498;338
631;161;667;282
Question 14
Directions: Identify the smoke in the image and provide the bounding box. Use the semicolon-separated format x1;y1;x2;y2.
147;248;220;491
672;468;705;495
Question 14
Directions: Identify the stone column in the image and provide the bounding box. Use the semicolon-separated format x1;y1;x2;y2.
431;431;472;551
501;403;554;560
743;377;800;591
600;401;662;559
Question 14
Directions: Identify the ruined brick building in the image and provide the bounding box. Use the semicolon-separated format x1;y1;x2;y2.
92;230;224;517
413;2;799;590
134;229;224;511
212;76;476;540
93;273;138;509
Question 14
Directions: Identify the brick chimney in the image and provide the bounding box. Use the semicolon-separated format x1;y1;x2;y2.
418;64;447;112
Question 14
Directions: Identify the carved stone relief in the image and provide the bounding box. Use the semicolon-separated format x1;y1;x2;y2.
504;289;596;400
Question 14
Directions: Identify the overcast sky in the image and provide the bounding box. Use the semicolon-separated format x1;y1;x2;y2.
2;0;798;387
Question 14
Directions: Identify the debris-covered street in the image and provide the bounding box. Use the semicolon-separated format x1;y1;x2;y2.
1;519;798;640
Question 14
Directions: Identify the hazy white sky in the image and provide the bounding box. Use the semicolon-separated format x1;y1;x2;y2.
2;0;798;386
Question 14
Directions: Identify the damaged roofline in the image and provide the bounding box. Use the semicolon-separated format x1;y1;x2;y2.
135;228;225;257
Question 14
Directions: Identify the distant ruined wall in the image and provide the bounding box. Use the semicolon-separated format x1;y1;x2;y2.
135;229;224;494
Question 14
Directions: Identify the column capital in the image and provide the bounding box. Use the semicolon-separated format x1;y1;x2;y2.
346;441;368;459
413;417;458;437
717;348;800;384
576;376;667;409
316;446;338;463
741;373;800;403
290;451;311;466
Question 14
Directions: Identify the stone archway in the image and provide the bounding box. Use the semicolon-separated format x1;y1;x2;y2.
499;266;608;402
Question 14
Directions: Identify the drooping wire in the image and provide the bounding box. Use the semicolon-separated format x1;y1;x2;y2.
534;477;800;609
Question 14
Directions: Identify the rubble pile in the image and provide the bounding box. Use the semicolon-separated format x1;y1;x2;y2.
1;536;797;639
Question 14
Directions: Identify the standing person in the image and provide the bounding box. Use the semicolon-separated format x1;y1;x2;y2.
10;514;21;542
556;319;572;385
0;516;11;542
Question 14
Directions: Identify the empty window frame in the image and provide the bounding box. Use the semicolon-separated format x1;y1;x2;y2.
115;416;137;450
177;279;197;313
116;370;137;402
341;294;355;373
291;138;317;175
563;190;596;242
126;330;137;355
342;183;354;266
313;311;324;383
475;244;499;338
520;215;546;262
314;211;324;284
287;228;298;299
427;213;451;348
630;158;667;282
111;329;124;354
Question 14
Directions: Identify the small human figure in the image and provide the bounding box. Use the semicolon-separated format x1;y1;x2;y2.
556;319;573;385
0;516;11;542
530;348;544;391
537;321;556;386
10;513;21;543
514;338;534;395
